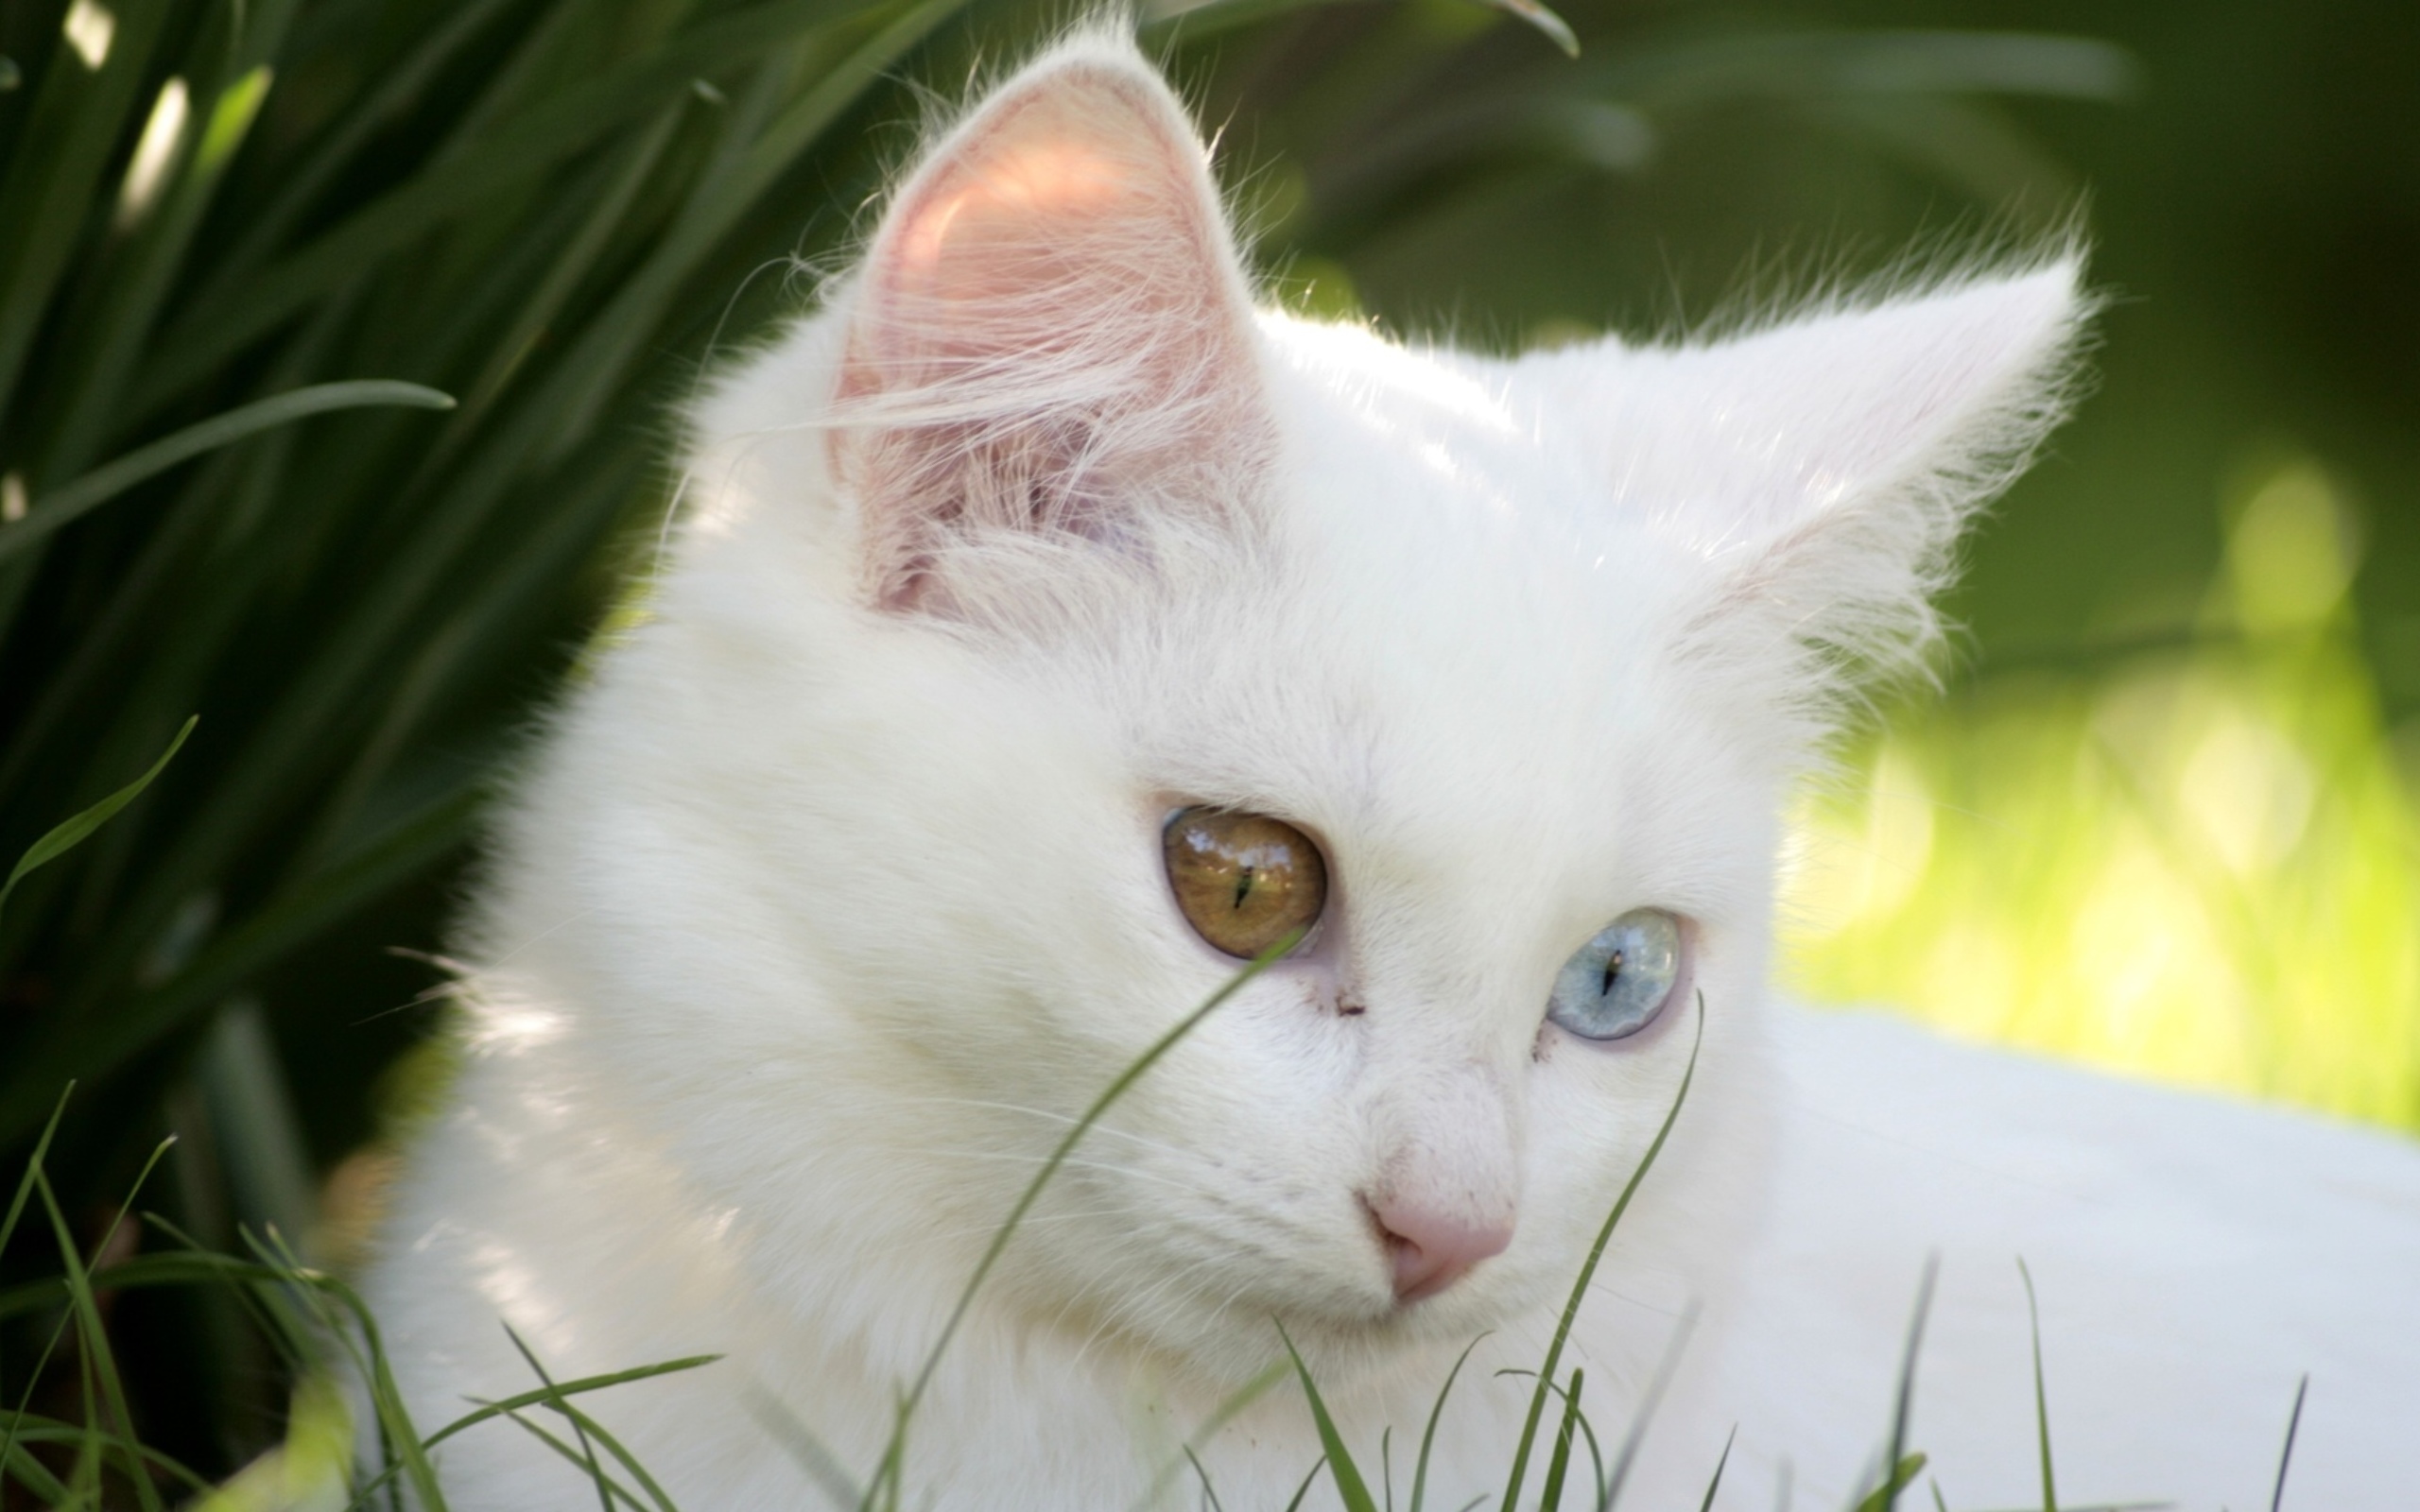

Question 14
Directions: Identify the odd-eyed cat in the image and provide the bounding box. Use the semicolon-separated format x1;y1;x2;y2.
366;29;2420;1510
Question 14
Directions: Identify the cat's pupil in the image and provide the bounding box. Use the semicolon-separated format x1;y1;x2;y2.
1601;950;1624;997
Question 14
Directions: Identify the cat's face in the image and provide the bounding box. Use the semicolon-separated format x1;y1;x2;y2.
505;35;2083;1391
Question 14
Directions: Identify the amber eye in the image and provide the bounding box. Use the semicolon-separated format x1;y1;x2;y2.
1162;807;1328;959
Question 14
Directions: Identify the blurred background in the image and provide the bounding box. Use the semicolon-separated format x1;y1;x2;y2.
0;0;2412;1484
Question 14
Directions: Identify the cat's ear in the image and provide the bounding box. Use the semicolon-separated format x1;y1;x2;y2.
830;40;1270;613
1583;263;2088;706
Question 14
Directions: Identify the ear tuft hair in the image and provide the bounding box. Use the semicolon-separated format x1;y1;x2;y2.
831;34;1270;616
1565;256;2092;753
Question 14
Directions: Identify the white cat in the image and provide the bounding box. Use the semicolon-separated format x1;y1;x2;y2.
364;29;2420;1511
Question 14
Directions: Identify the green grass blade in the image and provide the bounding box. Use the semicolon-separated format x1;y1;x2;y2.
1876;1255;1941;1512
28;1140;180;1512
1853;1455;1929;1512
42;60;280;486
492;1407;651;1512
1468;0;1578;58
0;782;478;1145
1502;994;1703;1512
1;1413;73;1504
0;1087;77;1490
451;100;686;430
0;287;341;813
515;1368;688;1512
0;1414;214;1496
203;0;526;291
740;1385;863;1510
334;1345;722;1512
199;1001;320;1261
1279;1322;1379;1512
1;383;454;561
1538;1366;1584;1511
1129;1359;1289;1512
1493;1370;1610;1507
524;1341;689;1512
0;1085;73;1256
2268;1375;2307;1512
0;1249;296;1322
533;0;974;461
1185;1447;1229;1512
139;0;863;406
0;1275;75;1487
1283;1458;1329;1512
503;1325;616;1512
1696;1426;1736;1512
0;715;191;917
262;1264;450;1512
421;1357;727;1452
1410;1335;1486;1512
2016;1259;2056;1512
0;0;171;422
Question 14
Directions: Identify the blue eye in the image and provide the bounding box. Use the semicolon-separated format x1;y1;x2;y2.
1547;909;1684;1041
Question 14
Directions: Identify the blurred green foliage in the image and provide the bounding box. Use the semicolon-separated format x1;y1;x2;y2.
1789;466;2420;1128
1;0;2413;1475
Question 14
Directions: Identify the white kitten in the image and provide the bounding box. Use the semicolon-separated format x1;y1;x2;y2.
365;30;2420;1511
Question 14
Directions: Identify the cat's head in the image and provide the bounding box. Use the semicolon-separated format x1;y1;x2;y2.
504;31;2085;1390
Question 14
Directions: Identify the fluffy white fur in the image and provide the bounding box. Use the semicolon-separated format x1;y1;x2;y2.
365;31;2420;1510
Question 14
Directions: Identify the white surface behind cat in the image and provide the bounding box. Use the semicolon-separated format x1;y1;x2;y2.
363;28;2420;1511
1640;1005;2420;1509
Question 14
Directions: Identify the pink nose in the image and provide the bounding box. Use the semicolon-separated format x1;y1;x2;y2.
1369;1194;1514;1302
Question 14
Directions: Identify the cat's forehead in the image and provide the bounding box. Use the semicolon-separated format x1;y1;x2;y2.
1258;317;1706;713
1258;317;1696;591
1097;318;1732;869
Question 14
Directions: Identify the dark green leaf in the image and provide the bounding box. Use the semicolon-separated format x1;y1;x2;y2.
0;716;194;915
1;384;454;561
1410;1336;1485;1512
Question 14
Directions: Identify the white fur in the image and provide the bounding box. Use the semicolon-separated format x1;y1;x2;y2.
364;31;2420;1511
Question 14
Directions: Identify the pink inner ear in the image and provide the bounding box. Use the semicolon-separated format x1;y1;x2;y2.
895;100;1156;296
833;59;1268;613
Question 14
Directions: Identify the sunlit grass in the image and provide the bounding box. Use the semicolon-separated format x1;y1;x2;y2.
1787;452;2420;1132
